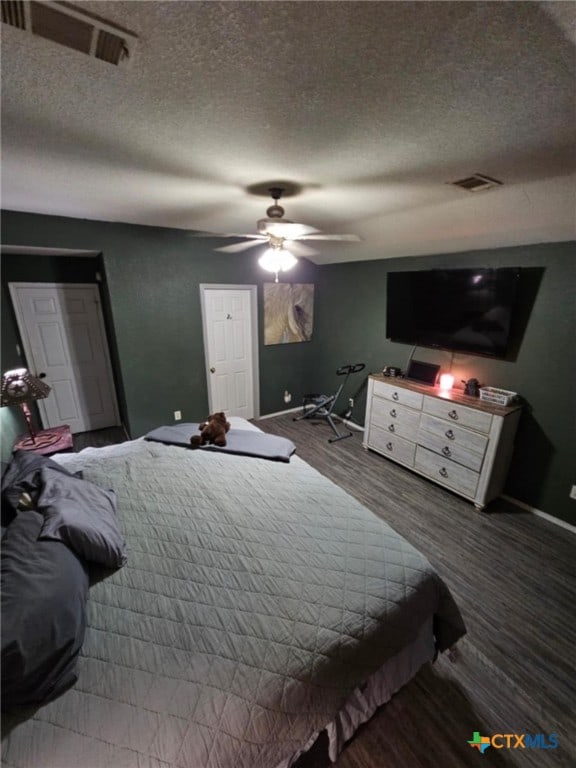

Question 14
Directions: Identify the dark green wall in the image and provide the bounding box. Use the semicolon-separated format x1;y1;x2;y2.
2;211;574;526
312;242;576;526
1;212;319;442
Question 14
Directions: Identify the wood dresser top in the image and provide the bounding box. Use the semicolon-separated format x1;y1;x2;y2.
369;374;522;416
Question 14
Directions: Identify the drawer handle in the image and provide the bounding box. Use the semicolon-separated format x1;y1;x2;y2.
390;409;397;417
388;424;395;433
439;467;449;478
392;392;399;401
448;409;459;420
445;429;455;440
386;442;393;451
442;446;452;457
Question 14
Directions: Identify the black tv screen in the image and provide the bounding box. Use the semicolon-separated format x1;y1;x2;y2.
386;268;521;358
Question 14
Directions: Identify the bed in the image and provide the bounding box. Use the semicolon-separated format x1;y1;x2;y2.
1;417;465;768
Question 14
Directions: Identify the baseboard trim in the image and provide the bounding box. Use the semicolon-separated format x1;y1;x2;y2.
257;409;365;432
257;406;302;420
341;419;364;432
501;494;576;534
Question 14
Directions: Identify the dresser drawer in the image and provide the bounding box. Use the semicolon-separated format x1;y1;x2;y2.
373;379;423;410
370;398;420;441
417;429;484;472
419;413;488;457
368;426;416;467
423;396;492;433
415;446;479;497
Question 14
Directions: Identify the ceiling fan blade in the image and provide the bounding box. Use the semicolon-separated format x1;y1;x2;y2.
190;231;265;240
284;240;319;257
215;240;264;253
263;221;320;239
296;233;362;242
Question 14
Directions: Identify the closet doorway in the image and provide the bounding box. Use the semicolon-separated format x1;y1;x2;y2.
9;282;120;434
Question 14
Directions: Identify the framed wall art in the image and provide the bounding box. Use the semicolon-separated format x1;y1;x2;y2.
264;283;314;345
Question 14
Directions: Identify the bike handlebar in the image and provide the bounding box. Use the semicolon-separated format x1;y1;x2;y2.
336;363;366;376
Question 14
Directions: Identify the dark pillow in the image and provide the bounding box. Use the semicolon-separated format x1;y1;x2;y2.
37;467;127;569
1;510;89;710
1;450;81;515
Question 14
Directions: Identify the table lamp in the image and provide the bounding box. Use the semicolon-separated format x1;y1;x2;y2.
1;367;51;438
0;367;75;455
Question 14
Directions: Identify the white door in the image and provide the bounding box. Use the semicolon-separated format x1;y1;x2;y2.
200;286;258;420
9;283;120;434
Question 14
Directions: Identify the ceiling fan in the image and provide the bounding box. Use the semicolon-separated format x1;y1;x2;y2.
198;187;361;262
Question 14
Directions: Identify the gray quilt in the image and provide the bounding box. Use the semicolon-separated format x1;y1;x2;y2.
1;436;465;768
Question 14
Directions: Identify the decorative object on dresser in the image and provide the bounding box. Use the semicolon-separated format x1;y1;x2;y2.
439;373;455;390
479;386;518;406
405;359;440;386
363;375;521;510
1;368;73;455
462;377;481;397
382;365;402;377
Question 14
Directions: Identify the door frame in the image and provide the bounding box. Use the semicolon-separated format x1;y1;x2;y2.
8;281;121;430
199;284;260;419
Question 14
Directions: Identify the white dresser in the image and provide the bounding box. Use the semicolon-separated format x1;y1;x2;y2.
363;375;522;509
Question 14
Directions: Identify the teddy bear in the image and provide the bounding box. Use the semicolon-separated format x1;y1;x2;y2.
190;412;231;448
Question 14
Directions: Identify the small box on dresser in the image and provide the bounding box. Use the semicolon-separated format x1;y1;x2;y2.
363;375;521;510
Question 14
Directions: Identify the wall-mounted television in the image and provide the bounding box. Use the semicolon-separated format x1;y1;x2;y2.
386;267;522;358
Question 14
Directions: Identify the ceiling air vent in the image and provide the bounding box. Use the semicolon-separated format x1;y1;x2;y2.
2;1;137;66
2;1;26;29
450;174;503;192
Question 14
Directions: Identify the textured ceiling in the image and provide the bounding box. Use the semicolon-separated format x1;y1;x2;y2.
1;1;575;264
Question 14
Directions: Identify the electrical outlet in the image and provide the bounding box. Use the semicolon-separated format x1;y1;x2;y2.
348;398;354;409
570;485;576;501
174;410;182;421
284;391;292;404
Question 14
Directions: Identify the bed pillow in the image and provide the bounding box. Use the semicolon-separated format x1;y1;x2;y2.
37;467;127;569
1;450;81;515
1;510;89;710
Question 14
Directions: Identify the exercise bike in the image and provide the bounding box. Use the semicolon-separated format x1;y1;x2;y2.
293;363;366;442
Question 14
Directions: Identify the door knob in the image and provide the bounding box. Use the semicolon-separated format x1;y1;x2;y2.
210;367;216;373
38;372;47;378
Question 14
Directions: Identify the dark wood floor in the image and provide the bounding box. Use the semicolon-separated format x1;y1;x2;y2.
254;414;576;768
72;425;128;452
72;416;576;767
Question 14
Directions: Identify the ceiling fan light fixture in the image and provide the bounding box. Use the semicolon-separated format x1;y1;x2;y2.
258;245;297;282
